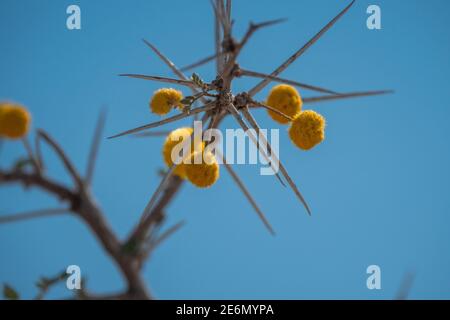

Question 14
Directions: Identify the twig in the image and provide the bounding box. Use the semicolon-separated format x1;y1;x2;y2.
395;272;415;300
303;90;394;104
0;208;68;225
22;137;40;173
108;103;215;139
132;131;172;138
34;134;45;172
241;106;312;215
119;74;196;88
151;220;186;249
85;109;107;185
227;103;286;187
250;102;294;122
222;18;287;78
248;0;356;97
217;150;275;235
239;18;287;55
181;52;225;72
139;165;175;226
239;68;338;95
36;129;83;188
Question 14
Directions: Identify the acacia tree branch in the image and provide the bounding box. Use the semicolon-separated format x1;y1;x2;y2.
248;0;356;97
36;129;83;189
0;208;68;225
0;133;151;299
85;109;107;185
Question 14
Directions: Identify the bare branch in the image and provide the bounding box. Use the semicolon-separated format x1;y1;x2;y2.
35;133;45;172
227;103;286;187
239;68;338;95
181;52;225;72
141;39;209;110
85;109;107;185
240;18;287;54
108;102;216;139
0;208;68;225
222;18;287;78
217;150;275;235
36;130;83;188
248;0;356;97
225;0;232;22
139;165;175;225
303;90;394;104
0;169;74;201
142;39;187;80
132;131;172;138
119;74;195;88
214;0;222;73
250;102;294;122
35;270;67;300
152;220;186;248
22;137;40;173
395;272;415;300
241;107;312;215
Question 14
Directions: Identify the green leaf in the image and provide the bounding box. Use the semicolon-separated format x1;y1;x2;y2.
191;73;204;87
3;284;19;300
180;96;195;106
13;158;34;171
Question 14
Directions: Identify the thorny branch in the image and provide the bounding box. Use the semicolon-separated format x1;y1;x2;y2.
1;0;394;300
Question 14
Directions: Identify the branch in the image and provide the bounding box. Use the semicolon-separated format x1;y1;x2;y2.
142;39;209;105
22;137;40;173
0;208;68;225
248;0;356;97
0;170;75;202
85;109;107;185
250;101;294;122
239;68;338;95
132;131;172;138
227;103;286;187
108;102;216;139
150;220;186;251
36;129;83;189
302;90;394;104
217;150;275;235
239;18;287;55
241;106;312;215
119;74;196;88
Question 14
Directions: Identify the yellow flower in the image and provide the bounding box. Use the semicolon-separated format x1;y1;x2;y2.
266;84;302;124
0;102;31;139
289;110;325;150
185;151;220;188
162;127;203;179
150;88;183;115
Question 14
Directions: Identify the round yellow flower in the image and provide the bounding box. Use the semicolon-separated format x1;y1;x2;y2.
185;151;220;188
289;110;325;150
266;84;302;124
150;88;183;115
0;102;31;139
162;127;203;179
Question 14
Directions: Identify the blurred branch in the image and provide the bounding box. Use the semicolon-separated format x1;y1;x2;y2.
85;109;107;185
0;208;68;225
36;129;83;189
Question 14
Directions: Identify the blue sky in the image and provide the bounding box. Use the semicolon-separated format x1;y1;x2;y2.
1;0;450;299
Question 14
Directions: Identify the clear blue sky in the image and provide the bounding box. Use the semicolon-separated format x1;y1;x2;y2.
1;0;450;299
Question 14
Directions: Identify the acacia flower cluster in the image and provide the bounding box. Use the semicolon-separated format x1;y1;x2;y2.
266;84;303;124
265;84;326;151
150;88;183;115
0;102;31;139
